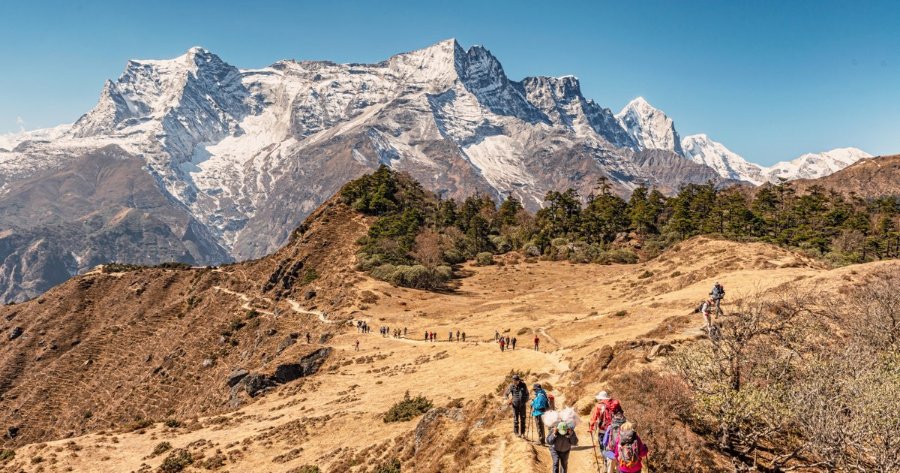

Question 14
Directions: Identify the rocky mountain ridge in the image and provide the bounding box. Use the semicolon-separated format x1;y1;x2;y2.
0;39;871;302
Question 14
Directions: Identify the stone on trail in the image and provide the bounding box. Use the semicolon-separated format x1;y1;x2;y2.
8;327;23;340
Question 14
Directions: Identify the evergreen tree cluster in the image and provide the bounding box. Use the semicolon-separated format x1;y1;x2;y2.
340;166;900;289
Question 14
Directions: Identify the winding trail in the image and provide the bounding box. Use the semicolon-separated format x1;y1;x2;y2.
213;286;336;324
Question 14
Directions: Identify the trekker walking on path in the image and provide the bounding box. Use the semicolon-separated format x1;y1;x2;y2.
589;391;622;444
531;384;549;445
449;331;453;341
511;337;517;350
547;421;578;473
601;410;627;473
505;336;511;348
424;331;429;341
700;299;715;331
534;335;540;351
500;338;506;352
306;332;311;344
710;281;725;312
612;422;648;472
456;330;460;341
505;375;529;437
461;332;466;342
495;330;500;341
355;339;360;351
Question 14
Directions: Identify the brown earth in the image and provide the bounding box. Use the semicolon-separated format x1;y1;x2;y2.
0;197;368;449
2;200;898;472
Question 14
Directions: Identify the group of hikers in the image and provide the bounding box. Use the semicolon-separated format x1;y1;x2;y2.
422;330;467;342
355;321;372;333
497;335;517;351
496;331;541;352
506;375;649;473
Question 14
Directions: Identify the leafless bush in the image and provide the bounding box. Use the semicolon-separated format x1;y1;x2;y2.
673;271;900;471
670;289;812;469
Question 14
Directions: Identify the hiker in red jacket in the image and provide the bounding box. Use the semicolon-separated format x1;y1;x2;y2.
588;391;622;440
499;337;506;352
533;335;540;351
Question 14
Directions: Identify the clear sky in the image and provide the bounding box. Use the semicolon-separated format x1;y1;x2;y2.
2;0;898;165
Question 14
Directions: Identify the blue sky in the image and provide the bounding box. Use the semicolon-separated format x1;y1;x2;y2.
2;0;898;165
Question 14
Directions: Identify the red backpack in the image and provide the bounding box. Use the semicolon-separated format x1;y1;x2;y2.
599;399;622;430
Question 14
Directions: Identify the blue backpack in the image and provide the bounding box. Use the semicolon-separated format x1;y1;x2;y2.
532;391;549;413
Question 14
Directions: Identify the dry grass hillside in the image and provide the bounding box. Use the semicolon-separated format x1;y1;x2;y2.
789;153;900;198
0;197;368;449
2;204;896;473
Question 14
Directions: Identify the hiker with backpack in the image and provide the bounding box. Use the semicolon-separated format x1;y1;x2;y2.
546;421;578;473
534;335;540;351
531;384;549;445
601;410;628;473
505;375;530;437
500;338;506;352
588;391;622;442
699;298;715;331
461;332;466;342
511;337;517;350
611;422;648;472
710;281;725;312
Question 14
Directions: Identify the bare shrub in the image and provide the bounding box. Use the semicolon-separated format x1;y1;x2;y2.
412;230;444;268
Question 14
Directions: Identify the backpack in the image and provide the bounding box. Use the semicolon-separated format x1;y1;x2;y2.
599;399;622;430
533;392;549;411
604;414;627;451
618;431;640;467
547;392;556;410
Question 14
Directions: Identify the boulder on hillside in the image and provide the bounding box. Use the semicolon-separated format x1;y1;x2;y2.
226;369;249;387
8;327;23;340
272;347;332;383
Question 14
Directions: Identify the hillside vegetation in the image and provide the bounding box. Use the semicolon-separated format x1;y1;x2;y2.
344;166;900;290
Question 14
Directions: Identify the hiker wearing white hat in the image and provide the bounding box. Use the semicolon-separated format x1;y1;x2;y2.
589;391;622;437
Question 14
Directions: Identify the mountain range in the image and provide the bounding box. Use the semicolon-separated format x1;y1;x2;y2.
0;39;872;302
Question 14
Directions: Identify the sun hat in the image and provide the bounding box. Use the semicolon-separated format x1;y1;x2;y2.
595;391;610;400
557;422;568;433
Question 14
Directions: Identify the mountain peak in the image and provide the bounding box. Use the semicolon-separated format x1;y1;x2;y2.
616;96;683;155
682;133;764;184
187;45;210;55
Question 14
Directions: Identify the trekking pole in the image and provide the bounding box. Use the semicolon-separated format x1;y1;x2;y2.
589;430;602;472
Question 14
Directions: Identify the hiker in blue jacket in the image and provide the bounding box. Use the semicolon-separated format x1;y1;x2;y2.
531;383;550;445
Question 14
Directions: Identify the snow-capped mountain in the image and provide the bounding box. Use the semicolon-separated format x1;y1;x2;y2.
680;133;871;184
611;97;871;185
764;147;872;182
0;39;867;302
616;97;683;156
682;134;767;185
